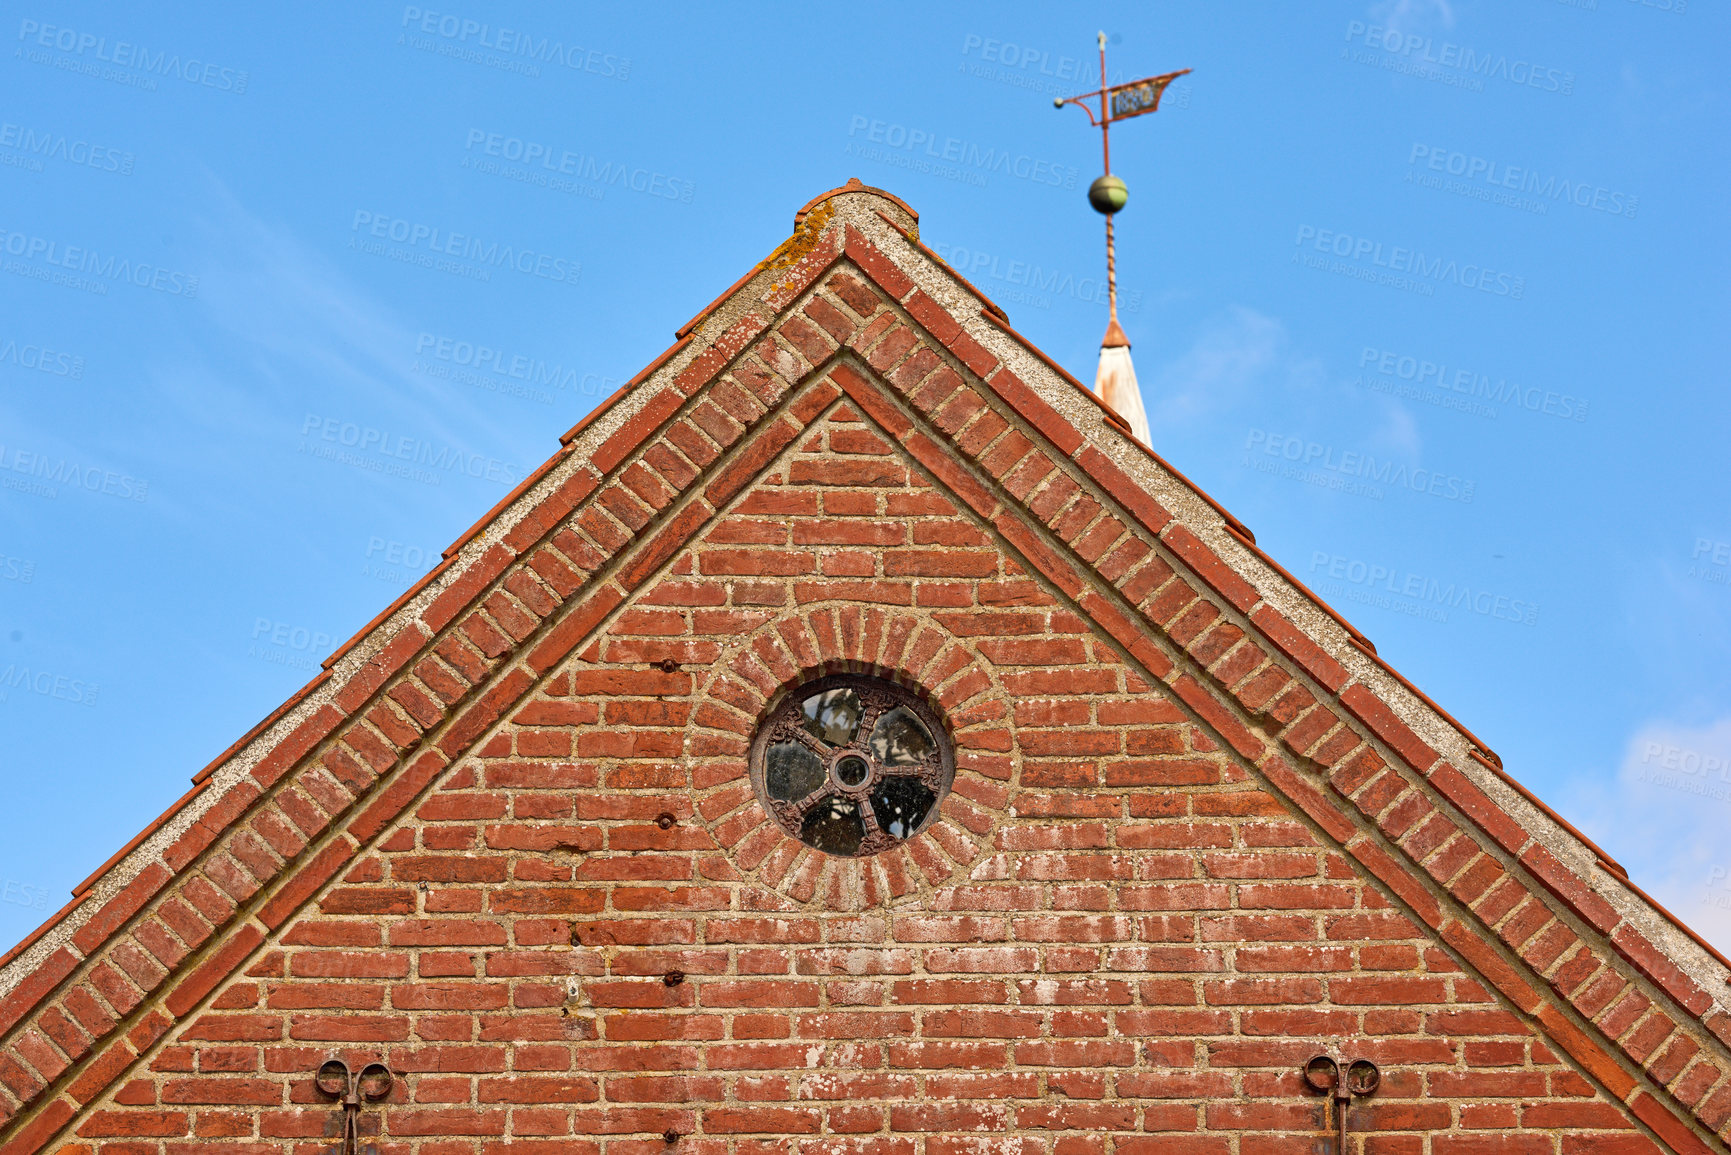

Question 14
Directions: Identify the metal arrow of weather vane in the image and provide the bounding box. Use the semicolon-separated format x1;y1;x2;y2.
1054;32;1190;445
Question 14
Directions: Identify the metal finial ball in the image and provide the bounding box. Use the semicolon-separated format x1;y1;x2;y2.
1088;175;1128;215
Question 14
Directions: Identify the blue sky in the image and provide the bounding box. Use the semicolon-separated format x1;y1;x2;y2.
2;0;1728;954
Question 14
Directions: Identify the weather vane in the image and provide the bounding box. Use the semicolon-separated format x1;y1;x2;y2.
1055;33;1190;444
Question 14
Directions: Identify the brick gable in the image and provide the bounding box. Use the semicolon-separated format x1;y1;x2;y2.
1;181;1728;1155
50;393;1657;1154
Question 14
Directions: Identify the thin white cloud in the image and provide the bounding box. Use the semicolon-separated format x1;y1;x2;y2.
97;173;555;534
1146;306;1323;426
1369;0;1455;35
185;176;467;438
1575;718;1731;956
1363;402;1424;461
85;172;564;519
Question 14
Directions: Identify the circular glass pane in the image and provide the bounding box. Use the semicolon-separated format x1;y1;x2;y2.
801;797;866;856
835;754;871;787
749;675;954;858
766;742;826;802
870;776;937;840
869;706;935;766
802;687;863;746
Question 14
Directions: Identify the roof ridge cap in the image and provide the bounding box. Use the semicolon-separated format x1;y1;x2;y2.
794;177;917;231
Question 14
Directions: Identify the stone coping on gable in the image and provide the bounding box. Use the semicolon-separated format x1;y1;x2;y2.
0;181;1727;1154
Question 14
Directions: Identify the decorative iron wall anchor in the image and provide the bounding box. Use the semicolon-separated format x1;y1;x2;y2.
1303;1054;1379;1153
316;1059;393;1155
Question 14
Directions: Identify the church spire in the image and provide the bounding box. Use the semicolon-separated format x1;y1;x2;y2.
1055;33;1189;446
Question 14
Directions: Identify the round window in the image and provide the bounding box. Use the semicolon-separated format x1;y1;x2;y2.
748;675;954;857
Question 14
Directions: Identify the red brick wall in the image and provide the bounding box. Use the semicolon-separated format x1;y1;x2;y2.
64;405;1658;1155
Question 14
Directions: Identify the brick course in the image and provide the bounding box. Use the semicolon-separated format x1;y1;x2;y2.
43;406;1656;1154
1;182;1726;1155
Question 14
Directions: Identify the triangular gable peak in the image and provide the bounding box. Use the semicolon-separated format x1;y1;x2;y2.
0;179;1728;1153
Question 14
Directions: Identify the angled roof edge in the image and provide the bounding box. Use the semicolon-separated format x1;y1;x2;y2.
3;180;1725;1051
843;204;1731;1012
0;179;909;995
